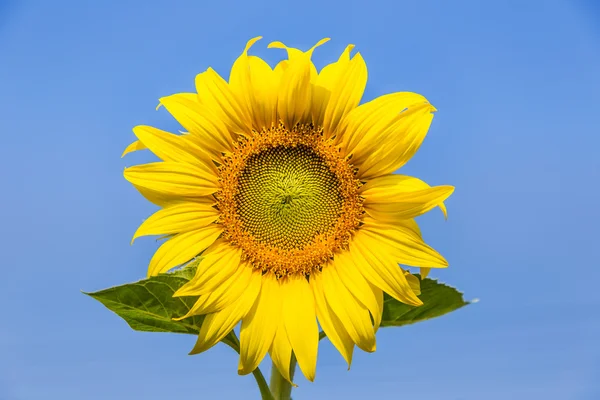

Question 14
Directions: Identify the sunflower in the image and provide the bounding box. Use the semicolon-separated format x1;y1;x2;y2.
123;37;453;383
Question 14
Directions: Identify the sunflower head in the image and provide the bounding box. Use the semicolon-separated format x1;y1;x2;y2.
123;37;454;383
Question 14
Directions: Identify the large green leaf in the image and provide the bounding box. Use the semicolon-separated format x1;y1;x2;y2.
84;261;202;334
381;275;469;327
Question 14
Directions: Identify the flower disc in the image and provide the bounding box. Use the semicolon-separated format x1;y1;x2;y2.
217;123;363;277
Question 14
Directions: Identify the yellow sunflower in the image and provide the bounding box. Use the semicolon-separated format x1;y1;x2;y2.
123;37;453;383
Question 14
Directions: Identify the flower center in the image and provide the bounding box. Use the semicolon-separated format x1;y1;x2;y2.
236;144;343;250
217;123;363;277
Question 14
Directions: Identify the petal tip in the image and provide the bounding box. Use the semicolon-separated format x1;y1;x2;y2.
312;37;331;49
121;148;134;159
267;41;285;49
369;342;377;353
436;252;450;267
188;341;209;356
244;36;263;53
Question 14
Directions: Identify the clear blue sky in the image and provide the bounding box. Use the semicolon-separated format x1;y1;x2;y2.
1;1;599;399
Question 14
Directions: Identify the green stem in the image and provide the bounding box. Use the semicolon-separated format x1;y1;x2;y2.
222;332;274;400
253;366;275;400
269;353;297;400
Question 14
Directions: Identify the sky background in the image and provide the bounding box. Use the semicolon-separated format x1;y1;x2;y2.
1;0;599;399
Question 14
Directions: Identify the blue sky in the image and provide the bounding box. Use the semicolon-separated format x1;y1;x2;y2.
1;0;599;399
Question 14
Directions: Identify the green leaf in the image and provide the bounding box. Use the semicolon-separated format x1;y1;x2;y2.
84;260;202;335
381;275;470;327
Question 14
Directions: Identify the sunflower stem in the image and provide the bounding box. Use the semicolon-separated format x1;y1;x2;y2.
254;367;275;400
269;354;296;400
222;332;274;400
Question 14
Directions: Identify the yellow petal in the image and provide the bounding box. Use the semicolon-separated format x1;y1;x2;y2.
400;218;422;238
229;36;263;105
132;125;216;173
282;275;319;382
276;54;312;129
189;270;262;355
311;271;355;367
310;85;330;128
311;44;355;127
316;44;355;90
334;251;382;331
404;271;421;295
229;36;277;130
268;41;303;59
362;175;453;220
268;39;329;129
338;92;430;169
229;37;279;130
238;273;281;375
269;38;330;57
174;240;242;296
369;282;384;332
350;231;423;306
158;94;233;155
124;161;218;198
321;266;376;353
121;140;147;157
131;183;215;208
366;217;423;241
358;102;437;179
147;225;222;276
269;323;295;385
131;202;219;244
131;184;171;207
322;52;367;138
246;55;280;129
195;68;251;136
175;262;251;319
361;218;448;268
156;92;198;110
273;59;289;76
359;217;436;280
